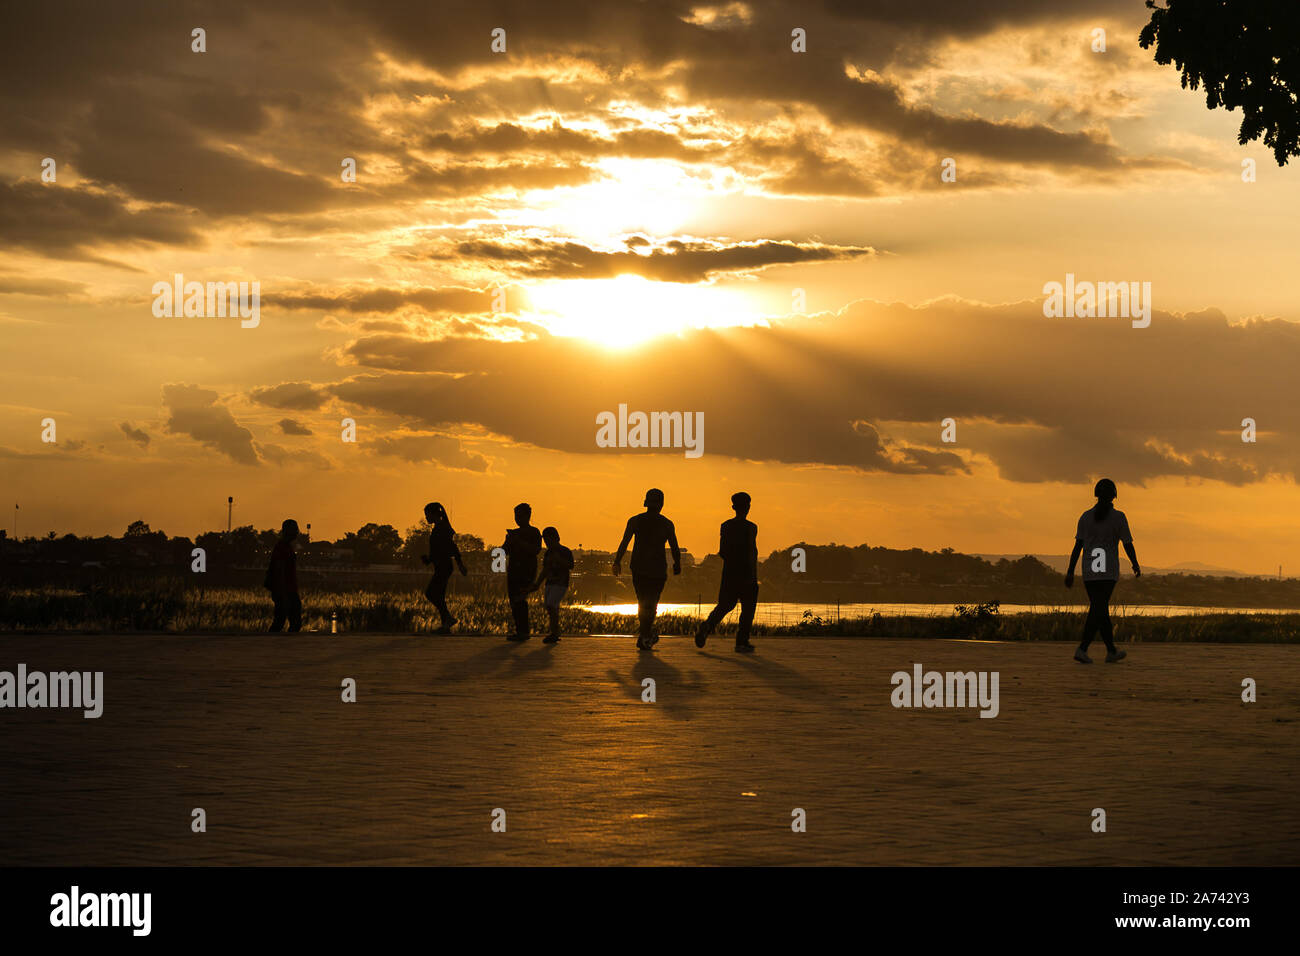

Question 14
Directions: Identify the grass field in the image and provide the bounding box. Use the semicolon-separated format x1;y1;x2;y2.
3;585;1299;642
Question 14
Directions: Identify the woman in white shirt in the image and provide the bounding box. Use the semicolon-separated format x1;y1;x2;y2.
1064;478;1141;663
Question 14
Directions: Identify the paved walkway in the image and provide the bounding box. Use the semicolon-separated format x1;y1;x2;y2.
0;634;1295;865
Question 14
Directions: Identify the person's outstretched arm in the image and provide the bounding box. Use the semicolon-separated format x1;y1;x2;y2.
668;522;681;575
1119;513;1140;577
1064;540;1083;588
612;520;633;575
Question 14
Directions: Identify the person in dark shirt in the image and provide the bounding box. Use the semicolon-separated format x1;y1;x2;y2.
612;488;680;650
695;492;759;652
502;502;542;641
531;526;574;644
265;518;302;633
421;501;466;634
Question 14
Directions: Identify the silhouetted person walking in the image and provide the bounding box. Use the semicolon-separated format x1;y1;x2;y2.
532;526;573;644
265;518;302;633
502;503;542;641
1065;478;1139;663
421;501;466;634
613;488;680;650
695;492;759;652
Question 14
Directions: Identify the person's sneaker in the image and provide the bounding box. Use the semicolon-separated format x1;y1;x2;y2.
1073;647;1092;664
1105;649;1127;663
735;641;755;653
694;625;708;648
435;622;454;635
543;634;560;644
648;632;660;648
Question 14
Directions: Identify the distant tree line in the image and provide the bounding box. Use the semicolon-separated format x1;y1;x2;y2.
5;522;1300;607
1;521;1055;582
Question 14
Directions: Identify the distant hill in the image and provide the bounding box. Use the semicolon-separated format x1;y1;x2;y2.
973;554;1259;578
1161;560;1265;577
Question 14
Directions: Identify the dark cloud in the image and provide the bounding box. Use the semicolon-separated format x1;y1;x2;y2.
69;85;337;219
256;442;332;469
438;236;879;281
351;0;1140;169
303;298;1300;484
0;181;201;265
161;384;259;465
369;432;491;472
422;121;721;163
0;0;1169;271
249;382;331;411
415;123;1011;199
414;115;932;199
277;418;314;435
683;58;1125;169
270;285;490;314
971;423;1258;486
397;160;596;197
315;306;550;341
118;422;151;447
321;324;968;473
818;0;1141;37
0;275;89;297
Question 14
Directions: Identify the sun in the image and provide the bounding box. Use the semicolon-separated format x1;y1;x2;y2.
525;274;760;347
517;157;732;241
507;155;760;346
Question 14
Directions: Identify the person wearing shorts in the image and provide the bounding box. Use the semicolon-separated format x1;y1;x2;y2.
532;526;574;644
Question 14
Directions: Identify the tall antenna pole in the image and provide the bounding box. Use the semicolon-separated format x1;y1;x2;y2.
227;496;233;533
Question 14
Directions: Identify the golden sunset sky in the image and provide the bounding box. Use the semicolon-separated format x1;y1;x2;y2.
2;0;1298;572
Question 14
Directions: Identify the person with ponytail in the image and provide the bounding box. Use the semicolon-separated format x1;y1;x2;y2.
421;501;466;634
1064;478;1140;663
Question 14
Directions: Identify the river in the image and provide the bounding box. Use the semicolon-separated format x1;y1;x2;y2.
582;601;1300;625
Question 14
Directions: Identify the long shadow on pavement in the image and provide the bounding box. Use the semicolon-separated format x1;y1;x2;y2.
696;645;859;719
605;648;705;720
506;642;560;674
433;641;519;683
